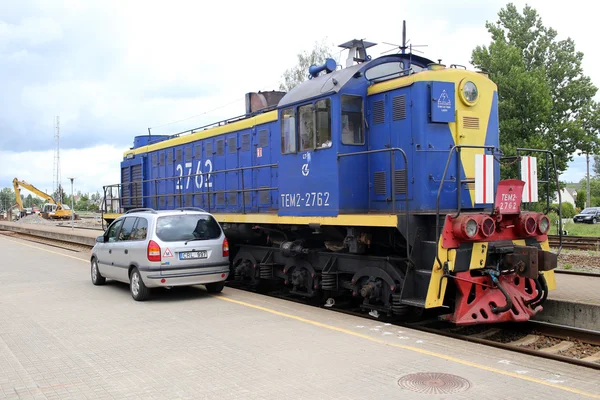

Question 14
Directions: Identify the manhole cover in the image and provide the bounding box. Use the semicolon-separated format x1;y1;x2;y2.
397;372;471;395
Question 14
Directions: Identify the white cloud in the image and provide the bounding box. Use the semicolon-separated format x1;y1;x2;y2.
0;144;125;195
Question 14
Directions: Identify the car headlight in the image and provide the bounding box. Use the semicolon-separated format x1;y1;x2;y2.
464;218;479;238
460;80;478;105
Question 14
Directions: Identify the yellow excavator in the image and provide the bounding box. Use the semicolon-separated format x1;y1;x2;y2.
13;178;76;220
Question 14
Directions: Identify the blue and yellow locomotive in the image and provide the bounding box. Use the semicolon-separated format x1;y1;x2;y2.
104;37;559;325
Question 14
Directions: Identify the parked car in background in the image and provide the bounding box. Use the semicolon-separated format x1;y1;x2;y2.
573;207;600;224
90;207;230;301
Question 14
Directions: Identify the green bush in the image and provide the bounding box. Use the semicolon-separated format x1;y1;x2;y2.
550;202;576;218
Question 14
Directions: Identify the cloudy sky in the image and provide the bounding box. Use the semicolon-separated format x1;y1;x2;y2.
0;0;597;197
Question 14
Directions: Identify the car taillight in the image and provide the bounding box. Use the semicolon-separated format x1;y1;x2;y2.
222;238;229;257
148;240;161;262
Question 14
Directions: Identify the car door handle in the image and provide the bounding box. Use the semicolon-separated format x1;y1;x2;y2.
124;249;128;254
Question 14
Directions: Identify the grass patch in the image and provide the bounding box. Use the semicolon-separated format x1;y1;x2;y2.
552;221;600;237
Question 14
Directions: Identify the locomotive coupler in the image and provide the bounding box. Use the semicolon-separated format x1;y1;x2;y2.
483;270;513;314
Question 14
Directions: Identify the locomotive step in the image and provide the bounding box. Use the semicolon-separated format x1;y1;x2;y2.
400;298;426;308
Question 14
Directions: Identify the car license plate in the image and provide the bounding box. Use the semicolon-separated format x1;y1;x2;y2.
179;251;208;260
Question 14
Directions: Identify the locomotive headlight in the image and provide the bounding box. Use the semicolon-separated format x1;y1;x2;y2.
459;80;478;105
464;218;479;238
538;215;550;234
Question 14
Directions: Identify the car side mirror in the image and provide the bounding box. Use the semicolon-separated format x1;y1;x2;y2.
96;235;106;243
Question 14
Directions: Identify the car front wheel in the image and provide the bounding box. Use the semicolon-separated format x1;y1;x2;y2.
130;268;150;301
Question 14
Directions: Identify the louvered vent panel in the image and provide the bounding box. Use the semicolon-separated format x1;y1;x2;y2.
131;164;143;207
176;149;182;162
167;151;173;164
373;100;385;124
216;140;224;155
258;130;269;147
195;145;202;158
228;137;237;153
374;171;387;195
394;169;407;194
228;193;237;205
185;147;192;160
241;134;250;151
392;95;407;121
205;142;213;156
259;187;270;204
152;154;157;167
244;192;251;207
216;192;225;205
463;116;480;129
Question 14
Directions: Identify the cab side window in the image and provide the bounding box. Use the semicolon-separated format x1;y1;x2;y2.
341;95;364;145
130;218;148;240
299;104;314;151
107;219;124;243
281;108;296;154
118;217;137;241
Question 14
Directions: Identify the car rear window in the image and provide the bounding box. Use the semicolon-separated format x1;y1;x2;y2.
155;214;222;242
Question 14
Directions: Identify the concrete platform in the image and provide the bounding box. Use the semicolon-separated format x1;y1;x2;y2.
0;221;100;246
1;234;600;399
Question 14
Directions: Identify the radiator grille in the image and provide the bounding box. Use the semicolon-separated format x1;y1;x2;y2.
373;100;385;124
374;171;387;195
463;116;480;129
258;130;269;147
228;137;237;153
392;95;407;121
216;140;224;156
394;169;407;194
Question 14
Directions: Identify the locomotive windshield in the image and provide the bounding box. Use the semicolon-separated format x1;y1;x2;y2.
364;60;425;82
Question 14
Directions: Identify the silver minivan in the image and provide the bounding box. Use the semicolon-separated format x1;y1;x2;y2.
90;207;230;301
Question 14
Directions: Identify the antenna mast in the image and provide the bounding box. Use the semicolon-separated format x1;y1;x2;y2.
53;116;61;203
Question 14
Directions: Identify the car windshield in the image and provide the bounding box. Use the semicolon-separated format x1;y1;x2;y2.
581;209;596;214
155;214;222;242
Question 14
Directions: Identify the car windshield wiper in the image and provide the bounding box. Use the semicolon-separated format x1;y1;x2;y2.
184;237;207;245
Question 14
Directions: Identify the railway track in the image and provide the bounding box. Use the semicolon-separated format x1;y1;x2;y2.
4;230;600;369
226;281;600;370
549;234;600;251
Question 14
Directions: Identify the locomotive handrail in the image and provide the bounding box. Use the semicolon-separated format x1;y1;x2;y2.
434;144;498;271
101;163;279;228
337;147;411;265
515;148;563;256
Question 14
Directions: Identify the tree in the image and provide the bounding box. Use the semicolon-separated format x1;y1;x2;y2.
0;188;15;211
471;4;600;179
593;155;600;177
575;190;585;209
279;39;335;92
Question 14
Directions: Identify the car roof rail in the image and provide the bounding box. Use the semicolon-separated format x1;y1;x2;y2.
125;208;157;214
174;207;207;212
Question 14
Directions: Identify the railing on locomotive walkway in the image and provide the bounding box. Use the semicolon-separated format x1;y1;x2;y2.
100;163;279;230
337;147;411;266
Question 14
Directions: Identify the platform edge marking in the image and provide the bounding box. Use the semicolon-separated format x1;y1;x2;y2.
215;295;600;399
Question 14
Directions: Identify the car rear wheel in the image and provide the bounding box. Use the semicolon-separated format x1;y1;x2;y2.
91;258;106;285
206;281;225;293
130;268;150;301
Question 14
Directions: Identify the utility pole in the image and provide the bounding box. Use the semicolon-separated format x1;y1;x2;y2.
587;154;591;208
53;116;61;204
68;177;75;229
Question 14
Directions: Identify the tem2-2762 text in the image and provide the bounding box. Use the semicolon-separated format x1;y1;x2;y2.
280;192;330;208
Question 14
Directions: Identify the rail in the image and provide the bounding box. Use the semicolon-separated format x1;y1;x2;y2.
337;147;411;265
101;163;279;229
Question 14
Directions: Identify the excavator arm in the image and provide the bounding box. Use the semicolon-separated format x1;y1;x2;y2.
12;179;24;212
